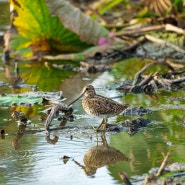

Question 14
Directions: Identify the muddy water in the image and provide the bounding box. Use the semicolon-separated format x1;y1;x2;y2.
0;2;185;185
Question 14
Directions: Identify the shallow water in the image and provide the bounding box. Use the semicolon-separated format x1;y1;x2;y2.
0;1;9;31
0;2;185;185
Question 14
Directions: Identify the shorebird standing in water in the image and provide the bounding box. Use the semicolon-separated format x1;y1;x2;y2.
68;84;129;131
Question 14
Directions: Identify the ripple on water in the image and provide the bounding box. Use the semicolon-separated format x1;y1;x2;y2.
0;129;119;185
0;143;17;162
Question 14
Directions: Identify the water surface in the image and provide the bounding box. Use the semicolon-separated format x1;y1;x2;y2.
0;2;185;185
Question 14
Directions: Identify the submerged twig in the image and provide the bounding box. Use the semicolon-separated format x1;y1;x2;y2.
45;134;59;145
44;98;74;132
45;105;61;131
157;152;171;176
17;126;68;134
119;172;132;185
143;153;171;185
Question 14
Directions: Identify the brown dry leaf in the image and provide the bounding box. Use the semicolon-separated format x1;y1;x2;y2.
45;0;126;46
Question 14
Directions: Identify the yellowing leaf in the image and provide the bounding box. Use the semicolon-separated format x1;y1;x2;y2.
10;0;92;57
9;0;126;59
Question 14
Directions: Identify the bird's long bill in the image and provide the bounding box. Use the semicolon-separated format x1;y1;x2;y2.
68;93;84;106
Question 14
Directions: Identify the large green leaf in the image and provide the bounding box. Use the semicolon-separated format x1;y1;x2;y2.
0;90;67;106
0;94;42;106
10;0;94;57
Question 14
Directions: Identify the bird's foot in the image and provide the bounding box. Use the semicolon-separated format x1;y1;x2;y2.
91;125;97;131
96;123;107;132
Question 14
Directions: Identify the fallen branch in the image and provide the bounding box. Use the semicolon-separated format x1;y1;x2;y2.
116;24;185;37
165;24;185;35
134;60;174;85
42;53;85;61
117;74;156;94
116;24;165;37
44;99;74;132
42;45;125;61
45;105;61;131
145;34;185;54
132;74;155;93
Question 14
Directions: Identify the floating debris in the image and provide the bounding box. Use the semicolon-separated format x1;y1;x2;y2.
117;59;185;94
62;155;71;164
124;106;152;116
11;110;28;123
0;129;5;139
122;118;152;135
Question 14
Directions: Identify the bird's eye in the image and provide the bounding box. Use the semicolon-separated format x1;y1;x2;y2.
86;88;89;91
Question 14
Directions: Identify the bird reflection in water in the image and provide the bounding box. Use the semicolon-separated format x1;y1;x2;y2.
73;133;130;176
11;110;31;150
12;123;27;150
45;131;59;145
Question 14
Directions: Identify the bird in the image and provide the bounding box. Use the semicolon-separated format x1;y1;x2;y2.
68;84;129;131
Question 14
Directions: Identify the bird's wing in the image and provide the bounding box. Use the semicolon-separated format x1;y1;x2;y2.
89;96;123;115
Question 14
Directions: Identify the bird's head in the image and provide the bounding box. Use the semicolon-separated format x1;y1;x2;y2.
68;84;95;106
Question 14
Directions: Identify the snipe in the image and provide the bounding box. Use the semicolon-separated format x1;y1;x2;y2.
68;85;129;131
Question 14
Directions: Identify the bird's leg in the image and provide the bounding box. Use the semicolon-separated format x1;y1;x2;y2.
96;118;108;131
101;132;108;146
